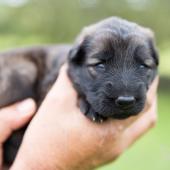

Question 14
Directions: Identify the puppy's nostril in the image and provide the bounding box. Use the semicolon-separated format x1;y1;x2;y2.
115;96;136;108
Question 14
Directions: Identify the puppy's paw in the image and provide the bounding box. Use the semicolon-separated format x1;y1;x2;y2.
79;98;106;123
86;107;106;123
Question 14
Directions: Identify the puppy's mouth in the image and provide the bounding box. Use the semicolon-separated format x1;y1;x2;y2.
99;108;139;119
94;100;145;120
111;109;139;119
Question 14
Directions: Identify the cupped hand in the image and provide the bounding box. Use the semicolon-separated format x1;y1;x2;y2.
11;65;158;170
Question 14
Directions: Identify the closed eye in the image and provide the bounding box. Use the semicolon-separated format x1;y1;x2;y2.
139;64;149;69
87;62;106;71
139;59;155;69
94;63;105;70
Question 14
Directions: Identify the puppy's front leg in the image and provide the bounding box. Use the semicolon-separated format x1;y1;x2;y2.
79;98;106;123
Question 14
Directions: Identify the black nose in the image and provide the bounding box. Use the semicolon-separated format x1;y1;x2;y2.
115;96;136;108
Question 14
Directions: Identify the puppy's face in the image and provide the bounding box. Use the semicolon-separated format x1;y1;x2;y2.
68;17;159;120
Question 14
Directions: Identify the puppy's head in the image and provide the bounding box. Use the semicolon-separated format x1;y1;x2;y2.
68;17;159;119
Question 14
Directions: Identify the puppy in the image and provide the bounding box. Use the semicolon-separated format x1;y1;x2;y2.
0;17;159;165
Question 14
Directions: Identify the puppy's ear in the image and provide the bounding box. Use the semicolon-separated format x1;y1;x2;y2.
148;39;159;66
68;45;84;64
68;37;89;65
141;27;159;66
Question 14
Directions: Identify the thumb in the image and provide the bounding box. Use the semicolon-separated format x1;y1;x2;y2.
146;76;159;104
0;99;36;144
46;64;77;105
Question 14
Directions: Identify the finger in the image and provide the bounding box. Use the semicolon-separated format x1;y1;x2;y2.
0;99;36;144
46;64;78;105
147;76;159;102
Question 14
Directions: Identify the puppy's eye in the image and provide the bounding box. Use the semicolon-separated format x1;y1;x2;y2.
94;63;105;71
139;64;149;69
139;59;154;69
139;64;147;69
87;63;105;77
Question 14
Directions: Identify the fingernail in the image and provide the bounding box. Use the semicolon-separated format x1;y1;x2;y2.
17;99;36;115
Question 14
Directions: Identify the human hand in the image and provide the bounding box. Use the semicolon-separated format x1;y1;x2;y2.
0;99;36;169
11;65;158;170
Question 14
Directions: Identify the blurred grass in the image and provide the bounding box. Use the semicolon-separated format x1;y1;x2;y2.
0;34;47;49
98;92;170;170
159;45;170;77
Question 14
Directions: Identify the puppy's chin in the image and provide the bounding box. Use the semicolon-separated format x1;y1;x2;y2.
111;108;142;119
93;99;146;120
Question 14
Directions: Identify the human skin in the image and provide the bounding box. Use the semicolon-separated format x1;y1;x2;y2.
0;99;36;169
1;65;158;170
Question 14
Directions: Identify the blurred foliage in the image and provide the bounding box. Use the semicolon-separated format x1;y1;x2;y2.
0;0;170;76
0;0;170;44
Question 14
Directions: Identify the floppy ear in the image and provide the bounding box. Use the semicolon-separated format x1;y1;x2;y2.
148;31;159;66
68;37;90;65
68;45;84;64
141;27;159;66
140;27;159;66
148;38;159;66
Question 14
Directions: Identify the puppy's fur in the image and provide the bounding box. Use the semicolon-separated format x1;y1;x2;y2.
0;17;159;164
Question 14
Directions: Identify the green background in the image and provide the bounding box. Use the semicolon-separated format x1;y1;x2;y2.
0;0;169;169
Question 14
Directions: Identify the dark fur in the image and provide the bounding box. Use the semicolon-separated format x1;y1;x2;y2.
0;17;159;165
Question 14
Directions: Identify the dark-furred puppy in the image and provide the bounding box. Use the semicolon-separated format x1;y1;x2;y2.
0;17;159;165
